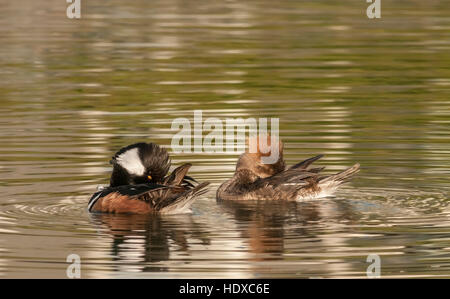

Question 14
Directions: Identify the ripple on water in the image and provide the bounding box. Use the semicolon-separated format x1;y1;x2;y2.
0;0;449;278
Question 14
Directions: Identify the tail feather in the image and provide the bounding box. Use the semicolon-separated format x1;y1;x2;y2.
159;182;210;215
319;163;360;185
310;163;360;198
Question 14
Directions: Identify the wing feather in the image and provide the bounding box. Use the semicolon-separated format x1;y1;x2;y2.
289;154;324;170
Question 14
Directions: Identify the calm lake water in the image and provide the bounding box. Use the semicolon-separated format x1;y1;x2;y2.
0;0;449;278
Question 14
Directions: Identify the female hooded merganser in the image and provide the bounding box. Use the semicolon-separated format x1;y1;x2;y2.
88;142;210;214
217;136;360;201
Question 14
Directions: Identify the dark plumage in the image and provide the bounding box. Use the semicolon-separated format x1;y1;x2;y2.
89;142;209;214
217;136;360;201
109;142;170;187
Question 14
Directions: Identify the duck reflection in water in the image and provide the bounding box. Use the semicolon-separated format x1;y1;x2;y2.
218;200;318;258
217;199;361;261
89;213;210;272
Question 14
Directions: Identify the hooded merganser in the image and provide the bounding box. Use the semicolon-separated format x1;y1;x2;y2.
217;136;360;201
88;142;210;214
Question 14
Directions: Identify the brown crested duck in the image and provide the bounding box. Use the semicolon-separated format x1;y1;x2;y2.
217;136;360;201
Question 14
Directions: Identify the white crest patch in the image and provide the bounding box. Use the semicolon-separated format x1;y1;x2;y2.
116;147;145;176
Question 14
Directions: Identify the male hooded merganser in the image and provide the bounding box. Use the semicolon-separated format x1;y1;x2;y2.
88;142;210;214
217;136;360;201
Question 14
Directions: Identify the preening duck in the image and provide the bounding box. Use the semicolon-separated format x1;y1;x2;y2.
88;142;209;214
217;136;360;201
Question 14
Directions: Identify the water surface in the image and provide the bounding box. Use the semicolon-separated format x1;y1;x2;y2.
0;0;449;278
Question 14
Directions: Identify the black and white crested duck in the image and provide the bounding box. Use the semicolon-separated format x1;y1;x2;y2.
88;142;209;214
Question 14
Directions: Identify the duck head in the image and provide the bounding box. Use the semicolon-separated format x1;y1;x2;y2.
109;142;170;187
236;135;285;178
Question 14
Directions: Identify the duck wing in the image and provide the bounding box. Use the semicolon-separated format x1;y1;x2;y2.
217;168;318;201
164;163;192;185
255;168;320;188
163;163;200;189
156;182;210;214
236;168;320;200
154;163;210;213
289;154;324;170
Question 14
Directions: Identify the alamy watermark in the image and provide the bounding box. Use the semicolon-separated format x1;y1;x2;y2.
366;0;381;19
66;253;81;278
66;1;380;20
366;254;381;278
66;0;81;19
171;110;280;164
